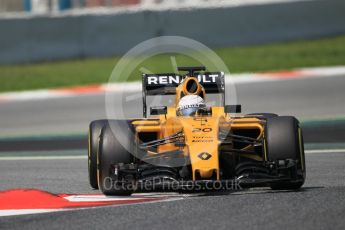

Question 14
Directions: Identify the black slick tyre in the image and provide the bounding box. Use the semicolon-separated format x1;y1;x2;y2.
97;120;135;196
265;116;306;190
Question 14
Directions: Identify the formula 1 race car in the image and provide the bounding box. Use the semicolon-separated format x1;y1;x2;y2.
88;66;306;195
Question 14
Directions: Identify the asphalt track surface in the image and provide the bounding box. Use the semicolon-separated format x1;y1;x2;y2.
0;75;345;229
0;151;345;230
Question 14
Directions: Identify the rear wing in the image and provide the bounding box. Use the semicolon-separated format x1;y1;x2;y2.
142;72;225;117
142;72;225;95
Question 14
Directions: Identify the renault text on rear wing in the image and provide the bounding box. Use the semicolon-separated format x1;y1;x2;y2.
143;72;225;95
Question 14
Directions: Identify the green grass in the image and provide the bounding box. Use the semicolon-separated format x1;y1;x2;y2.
1;35;345;93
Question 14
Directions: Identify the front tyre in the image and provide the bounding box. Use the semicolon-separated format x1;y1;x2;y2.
97;121;135;196
265;116;306;190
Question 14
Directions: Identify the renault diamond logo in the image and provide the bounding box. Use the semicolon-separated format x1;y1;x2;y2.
198;152;212;160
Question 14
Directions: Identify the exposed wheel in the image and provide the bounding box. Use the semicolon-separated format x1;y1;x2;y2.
246;113;278;119
88;120;109;189
97;120;135;195
265;116;306;190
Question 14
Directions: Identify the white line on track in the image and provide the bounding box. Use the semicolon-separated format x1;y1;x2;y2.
305;149;345;154
0;194;188;217
0;209;67;217
0;156;87;161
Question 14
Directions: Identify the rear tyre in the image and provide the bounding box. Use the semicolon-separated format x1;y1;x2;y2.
88;120;109;189
98;120;135;196
265;116;306;190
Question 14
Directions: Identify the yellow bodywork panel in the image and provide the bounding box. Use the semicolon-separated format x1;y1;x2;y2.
133;110;264;180
132;77;265;180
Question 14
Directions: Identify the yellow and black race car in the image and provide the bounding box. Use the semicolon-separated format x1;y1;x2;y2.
88;66;306;195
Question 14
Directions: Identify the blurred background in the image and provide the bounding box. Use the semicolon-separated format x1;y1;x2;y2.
0;0;141;13
0;0;344;138
0;0;294;13
0;0;344;84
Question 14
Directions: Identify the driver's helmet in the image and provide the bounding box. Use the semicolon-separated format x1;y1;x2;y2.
177;95;206;116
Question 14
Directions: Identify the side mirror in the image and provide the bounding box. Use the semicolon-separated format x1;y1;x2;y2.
225;105;241;113
150;106;167;115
